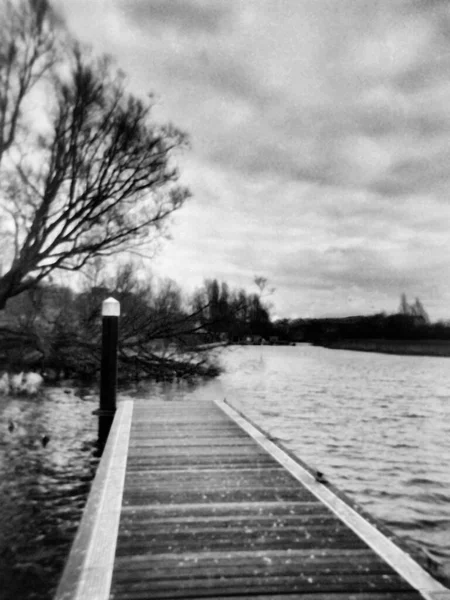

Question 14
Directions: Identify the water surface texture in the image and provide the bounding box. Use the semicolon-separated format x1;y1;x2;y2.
1;344;449;599
0;388;99;600
214;345;450;571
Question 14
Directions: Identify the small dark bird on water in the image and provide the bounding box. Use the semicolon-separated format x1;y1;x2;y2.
41;435;50;447
8;420;14;433
314;470;328;484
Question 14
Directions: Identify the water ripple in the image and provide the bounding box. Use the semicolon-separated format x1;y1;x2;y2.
0;388;99;600
216;345;450;575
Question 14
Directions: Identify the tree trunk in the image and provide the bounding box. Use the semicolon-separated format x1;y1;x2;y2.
0;270;24;310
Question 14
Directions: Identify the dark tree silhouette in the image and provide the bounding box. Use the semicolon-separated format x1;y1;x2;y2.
0;0;58;167
0;1;189;309
191;278;273;341
0;262;222;380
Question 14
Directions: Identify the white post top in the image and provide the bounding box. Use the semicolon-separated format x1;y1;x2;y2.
102;297;120;317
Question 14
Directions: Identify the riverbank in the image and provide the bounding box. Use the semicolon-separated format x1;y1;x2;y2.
318;338;450;357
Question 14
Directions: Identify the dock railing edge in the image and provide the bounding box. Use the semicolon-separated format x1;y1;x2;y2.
54;398;134;600
214;397;450;600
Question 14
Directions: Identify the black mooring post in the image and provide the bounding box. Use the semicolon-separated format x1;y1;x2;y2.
95;297;120;451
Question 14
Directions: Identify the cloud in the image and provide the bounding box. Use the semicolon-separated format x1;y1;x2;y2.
155;153;450;315
52;0;450;319
62;0;450;196
119;0;232;35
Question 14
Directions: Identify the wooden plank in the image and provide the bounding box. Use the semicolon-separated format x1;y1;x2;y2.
112;547;398;563
123;478;309;491
126;456;275;465
113;536;370;556
119;513;335;526
126;461;281;471
112;548;387;571
110;572;417;597
118;517;343;538
122;489;320;505
127;446;270;456
118;517;354;535
120;500;328;516
129;439;258;447
112;561;396;583
124;465;294;478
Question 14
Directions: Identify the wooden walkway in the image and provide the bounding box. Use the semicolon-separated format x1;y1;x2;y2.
55;398;450;600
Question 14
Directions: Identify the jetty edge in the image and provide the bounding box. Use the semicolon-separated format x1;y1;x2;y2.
217;398;450;600
54;396;450;600
54;399;133;600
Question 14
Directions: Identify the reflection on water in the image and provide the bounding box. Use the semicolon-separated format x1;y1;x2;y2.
1;345;450;598
0;388;99;600
213;345;450;578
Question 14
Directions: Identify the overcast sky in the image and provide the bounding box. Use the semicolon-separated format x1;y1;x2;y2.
55;0;450;320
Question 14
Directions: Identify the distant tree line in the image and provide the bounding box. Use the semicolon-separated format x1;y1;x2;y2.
270;295;450;345
299;314;450;344
192;279;272;342
3;267;450;382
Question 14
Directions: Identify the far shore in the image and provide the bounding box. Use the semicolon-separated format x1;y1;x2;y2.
319;338;450;357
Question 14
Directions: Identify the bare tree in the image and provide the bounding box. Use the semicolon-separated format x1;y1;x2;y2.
0;4;189;309
0;0;58;167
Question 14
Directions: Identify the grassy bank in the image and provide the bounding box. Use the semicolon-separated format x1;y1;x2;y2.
320;339;450;357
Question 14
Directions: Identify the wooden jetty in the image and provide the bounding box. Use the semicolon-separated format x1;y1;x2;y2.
55;397;450;600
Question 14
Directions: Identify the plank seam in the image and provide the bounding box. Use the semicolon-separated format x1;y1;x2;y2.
214;398;450;600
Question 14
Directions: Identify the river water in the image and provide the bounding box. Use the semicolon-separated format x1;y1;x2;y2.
214;345;450;577
0;387;100;600
1;344;450;599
